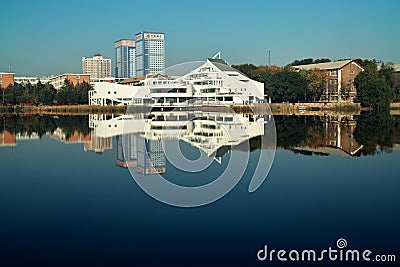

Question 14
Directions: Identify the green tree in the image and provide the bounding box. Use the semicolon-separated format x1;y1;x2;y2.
33;81;44;104
355;69;394;110
289;58;331;66
75;81;91;104
56;79;78;103
393;73;400;101
354;59;378;73
231;64;258;77
266;69;308;102
3;84;16;104
40;83;56;105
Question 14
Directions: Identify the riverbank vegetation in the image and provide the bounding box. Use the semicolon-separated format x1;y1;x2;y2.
233;59;400;110
1;79;90;106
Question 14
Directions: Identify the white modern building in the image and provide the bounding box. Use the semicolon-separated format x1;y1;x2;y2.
89;58;265;106
49;73;91;90
82;54;112;79
14;76;40;85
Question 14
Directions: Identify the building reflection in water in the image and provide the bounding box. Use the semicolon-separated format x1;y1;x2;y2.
116;134;137;168
88;111;269;175
291;115;363;157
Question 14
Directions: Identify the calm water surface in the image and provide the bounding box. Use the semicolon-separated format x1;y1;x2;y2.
0;113;399;266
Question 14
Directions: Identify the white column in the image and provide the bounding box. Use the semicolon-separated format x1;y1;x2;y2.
337;69;342;103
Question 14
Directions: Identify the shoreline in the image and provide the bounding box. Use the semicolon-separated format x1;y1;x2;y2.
1;102;399;116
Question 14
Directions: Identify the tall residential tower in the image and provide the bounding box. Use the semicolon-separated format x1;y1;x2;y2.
115;39;136;78
82;54;112;79
135;32;165;77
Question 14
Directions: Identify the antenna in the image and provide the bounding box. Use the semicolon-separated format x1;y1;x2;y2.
8;64;12;73
212;51;221;59
268;50;271;66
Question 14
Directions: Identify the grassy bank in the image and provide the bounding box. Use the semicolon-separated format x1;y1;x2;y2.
1;102;399;116
19;105;127;115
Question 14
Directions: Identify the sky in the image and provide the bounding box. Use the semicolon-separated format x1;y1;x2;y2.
0;0;399;76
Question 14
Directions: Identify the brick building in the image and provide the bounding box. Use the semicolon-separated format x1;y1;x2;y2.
0;72;15;89
294;60;364;102
0;131;16;147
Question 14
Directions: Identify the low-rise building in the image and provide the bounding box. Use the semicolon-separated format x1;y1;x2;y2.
14;76;40;85
293;60;364;102
0;72;15;88
49;74;90;90
89;58;265;106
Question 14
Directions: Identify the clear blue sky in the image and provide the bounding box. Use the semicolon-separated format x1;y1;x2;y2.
0;0;399;76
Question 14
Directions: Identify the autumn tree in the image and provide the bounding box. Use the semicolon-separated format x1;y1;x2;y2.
299;68;328;102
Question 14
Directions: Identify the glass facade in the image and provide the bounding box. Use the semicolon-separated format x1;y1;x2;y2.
135;32;165;77
115;40;136;78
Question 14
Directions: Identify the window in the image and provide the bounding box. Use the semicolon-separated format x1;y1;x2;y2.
350;70;355;75
330;70;338;76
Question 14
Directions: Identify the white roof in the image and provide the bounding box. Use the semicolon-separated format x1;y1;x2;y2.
393;64;400;72
293;60;353;70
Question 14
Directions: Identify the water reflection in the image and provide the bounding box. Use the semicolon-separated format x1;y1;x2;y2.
0;112;399;158
90;111;269;175
275;113;400;156
278;115;363;156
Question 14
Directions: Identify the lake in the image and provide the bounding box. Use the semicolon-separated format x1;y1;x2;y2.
0;111;399;266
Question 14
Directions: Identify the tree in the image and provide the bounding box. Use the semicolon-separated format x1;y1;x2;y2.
299;69;328;102
340;82;352;102
266;69;308;102
32;81;44;104
3;84;16;104
231;64;258;77
354;59;378;73
393;72;400;101
289;58;331;66
355;68;394;110
290;58;313;66
40;83;56;105
56;79;78;103
75;81;91;104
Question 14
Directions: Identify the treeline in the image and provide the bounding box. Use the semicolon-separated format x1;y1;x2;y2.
232;63;324;103
1;79;91;105
354;60;400;110
289;58;331;66
233;58;400;109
